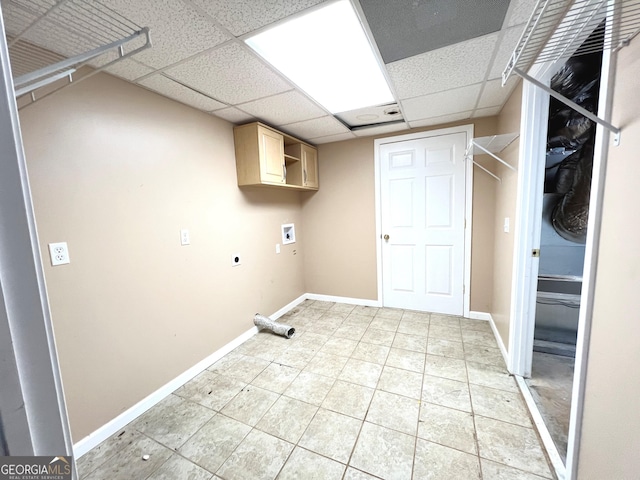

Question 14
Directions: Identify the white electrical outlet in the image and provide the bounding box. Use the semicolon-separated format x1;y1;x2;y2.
48;242;70;266
503;217;510;233
232;253;241;267
276;244;281;254
180;229;190;245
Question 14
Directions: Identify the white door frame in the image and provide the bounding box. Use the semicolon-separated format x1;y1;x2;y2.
374;124;474;317
507;12;617;480
0;7;75;460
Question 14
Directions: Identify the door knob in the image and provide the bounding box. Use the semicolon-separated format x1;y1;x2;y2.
383;234;390;241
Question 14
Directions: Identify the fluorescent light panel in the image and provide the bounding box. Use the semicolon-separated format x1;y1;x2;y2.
245;0;394;114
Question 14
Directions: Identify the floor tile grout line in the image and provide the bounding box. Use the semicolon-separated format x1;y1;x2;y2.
465;340;485;480
412;310;431;480
340;319;395;480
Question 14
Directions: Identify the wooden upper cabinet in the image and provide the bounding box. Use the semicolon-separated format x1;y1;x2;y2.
301;145;318;189
258;126;285;184
234;122;319;191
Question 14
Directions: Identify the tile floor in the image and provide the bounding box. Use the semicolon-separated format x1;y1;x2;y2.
77;300;554;480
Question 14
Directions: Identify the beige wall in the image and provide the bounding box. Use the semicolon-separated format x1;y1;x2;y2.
301;137;378;299
19;73;305;441
577;39;640;478
302;118;499;312
489;81;523;349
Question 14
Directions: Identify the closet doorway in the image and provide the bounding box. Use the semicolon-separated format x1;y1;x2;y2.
526;32;604;464
509;12;616;480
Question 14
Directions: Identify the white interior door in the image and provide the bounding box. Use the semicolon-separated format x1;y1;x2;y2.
380;131;467;315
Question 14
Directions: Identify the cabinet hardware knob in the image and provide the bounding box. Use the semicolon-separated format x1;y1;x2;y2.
383;234;390;241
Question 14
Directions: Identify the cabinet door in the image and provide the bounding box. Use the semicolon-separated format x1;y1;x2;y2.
302;145;318;188
258;126;285;184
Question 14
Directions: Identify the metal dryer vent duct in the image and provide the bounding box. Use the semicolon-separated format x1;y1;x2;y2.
254;314;295;339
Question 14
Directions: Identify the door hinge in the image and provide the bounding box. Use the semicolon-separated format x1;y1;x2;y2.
532;249;540;257
463;284;466;294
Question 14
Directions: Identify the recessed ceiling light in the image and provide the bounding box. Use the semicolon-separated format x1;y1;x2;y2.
245;0;394;114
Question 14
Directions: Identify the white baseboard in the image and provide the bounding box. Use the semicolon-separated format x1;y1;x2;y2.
468;311;492;321
73;296;307;458
515;376;566;479
485;313;510;369
305;293;381;307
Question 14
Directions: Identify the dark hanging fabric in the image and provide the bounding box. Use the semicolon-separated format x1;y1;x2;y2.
547;54;601;151
545;45;602;244
552;142;594;243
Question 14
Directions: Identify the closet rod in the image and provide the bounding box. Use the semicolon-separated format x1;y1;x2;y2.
14;68;74;97
14;28;149;92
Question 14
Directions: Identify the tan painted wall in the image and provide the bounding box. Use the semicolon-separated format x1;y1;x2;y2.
302;118;499;312
490;81;523;349
577;39;640;478
19;73;305;441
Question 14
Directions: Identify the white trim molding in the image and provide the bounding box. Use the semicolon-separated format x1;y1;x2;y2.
515;376;567;479
487;313;510;367
305;293;381;307
468;311;492;321
566;16;616;479
73;294;308;458
73;325;258;458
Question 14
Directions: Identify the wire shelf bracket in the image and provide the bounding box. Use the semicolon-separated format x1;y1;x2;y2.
501;0;638;147
2;0;152;107
465;133;519;183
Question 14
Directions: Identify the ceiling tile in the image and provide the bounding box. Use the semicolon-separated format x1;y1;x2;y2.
238;90;327;126
164;43;292;104
103;59;154;81
487;25;527;80
477;77;519;109
281;116;349;141
1;1;38;38
309;132;357;144
408;111;473;129
102;0;230;69
211;107;256;123
506;0;536;27
387;33;498;99
400;84;482;122
352;122;409;137
138;75;227;112
189;0;326;36
473;106;503;117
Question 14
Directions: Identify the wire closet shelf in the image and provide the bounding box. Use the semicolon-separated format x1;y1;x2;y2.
502;0;639;144
503;0;640;84
1;0;150;105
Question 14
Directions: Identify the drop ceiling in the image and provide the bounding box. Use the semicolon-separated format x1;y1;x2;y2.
1;0;536;144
